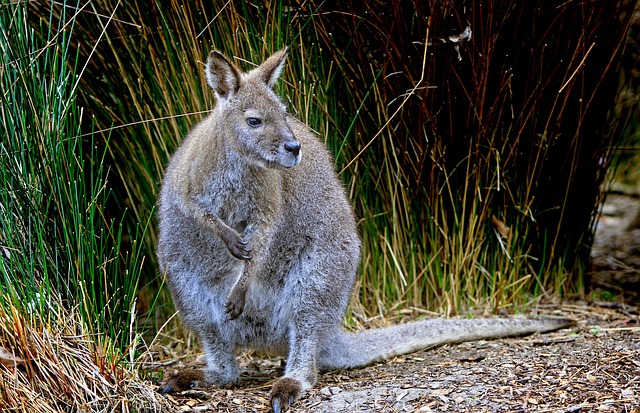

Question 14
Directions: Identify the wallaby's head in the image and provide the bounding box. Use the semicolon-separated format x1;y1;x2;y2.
205;48;301;169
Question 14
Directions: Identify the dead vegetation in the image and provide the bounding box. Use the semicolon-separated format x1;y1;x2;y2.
0;302;170;413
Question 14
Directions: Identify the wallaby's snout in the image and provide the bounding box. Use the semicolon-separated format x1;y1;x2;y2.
284;140;301;157
280;126;301;168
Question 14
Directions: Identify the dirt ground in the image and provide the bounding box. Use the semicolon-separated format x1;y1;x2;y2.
159;194;640;412
160;303;639;413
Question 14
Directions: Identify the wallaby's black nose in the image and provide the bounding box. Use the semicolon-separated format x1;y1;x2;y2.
284;141;301;157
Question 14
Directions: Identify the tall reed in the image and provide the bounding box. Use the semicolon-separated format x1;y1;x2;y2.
310;1;637;313
65;1;637;319
0;2;163;410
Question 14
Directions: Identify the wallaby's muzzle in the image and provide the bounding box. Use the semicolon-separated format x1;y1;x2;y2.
284;140;301;158
279;126;302;168
282;138;301;168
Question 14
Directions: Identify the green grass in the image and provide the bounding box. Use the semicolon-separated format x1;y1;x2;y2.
0;2;163;411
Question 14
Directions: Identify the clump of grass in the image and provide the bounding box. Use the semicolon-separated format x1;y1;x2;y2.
310;1;637;314
1;2;162;410
63;0;637;323
0;301;168;412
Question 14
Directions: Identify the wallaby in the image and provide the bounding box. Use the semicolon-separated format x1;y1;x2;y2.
157;49;572;412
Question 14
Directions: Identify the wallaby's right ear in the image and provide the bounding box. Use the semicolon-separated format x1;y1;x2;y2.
205;51;241;99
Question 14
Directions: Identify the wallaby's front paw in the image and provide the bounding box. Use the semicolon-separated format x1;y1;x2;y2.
225;287;246;319
221;230;252;260
160;369;204;394
270;378;302;413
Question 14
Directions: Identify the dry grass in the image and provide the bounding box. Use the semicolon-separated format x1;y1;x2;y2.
0;301;169;412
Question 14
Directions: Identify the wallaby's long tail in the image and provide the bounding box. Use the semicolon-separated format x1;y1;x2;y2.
318;317;572;371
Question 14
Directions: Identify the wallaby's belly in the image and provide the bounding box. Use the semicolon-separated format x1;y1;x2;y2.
229;280;293;351
160;205;357;353
159;204;304;350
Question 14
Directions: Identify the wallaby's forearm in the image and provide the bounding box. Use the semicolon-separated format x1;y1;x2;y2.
181;195;251;260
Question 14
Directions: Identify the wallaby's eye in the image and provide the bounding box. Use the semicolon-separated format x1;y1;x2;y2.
246;117;262;128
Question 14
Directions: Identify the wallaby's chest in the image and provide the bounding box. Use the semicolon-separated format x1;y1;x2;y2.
193;170;282;232
194;172;261;226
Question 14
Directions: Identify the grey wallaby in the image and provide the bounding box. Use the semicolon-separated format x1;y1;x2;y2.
157;48;572;412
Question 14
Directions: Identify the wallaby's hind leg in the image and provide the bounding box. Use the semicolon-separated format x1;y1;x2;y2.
270;322;320;413
200;326;240;386
269;253;356;412
161;325;239;393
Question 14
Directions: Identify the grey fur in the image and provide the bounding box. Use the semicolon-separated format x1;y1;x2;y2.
157;49;572;411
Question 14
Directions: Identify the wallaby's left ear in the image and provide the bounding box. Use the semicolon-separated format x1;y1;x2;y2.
252;47;288;88
206;50;241;99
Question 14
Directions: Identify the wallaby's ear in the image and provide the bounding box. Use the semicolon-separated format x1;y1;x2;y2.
251;47;288;88
206;51;241;99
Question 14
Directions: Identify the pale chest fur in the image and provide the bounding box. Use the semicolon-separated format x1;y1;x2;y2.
213;166;281;218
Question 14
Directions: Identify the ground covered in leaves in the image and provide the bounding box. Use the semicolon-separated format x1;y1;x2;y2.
159;303;640;413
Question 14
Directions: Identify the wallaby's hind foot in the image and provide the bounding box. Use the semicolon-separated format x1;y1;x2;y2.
160;369;204;394
270;378;302;413
161;361;240;394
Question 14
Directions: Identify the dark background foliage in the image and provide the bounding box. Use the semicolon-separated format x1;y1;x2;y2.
316;0;635;274
24;0;638;313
